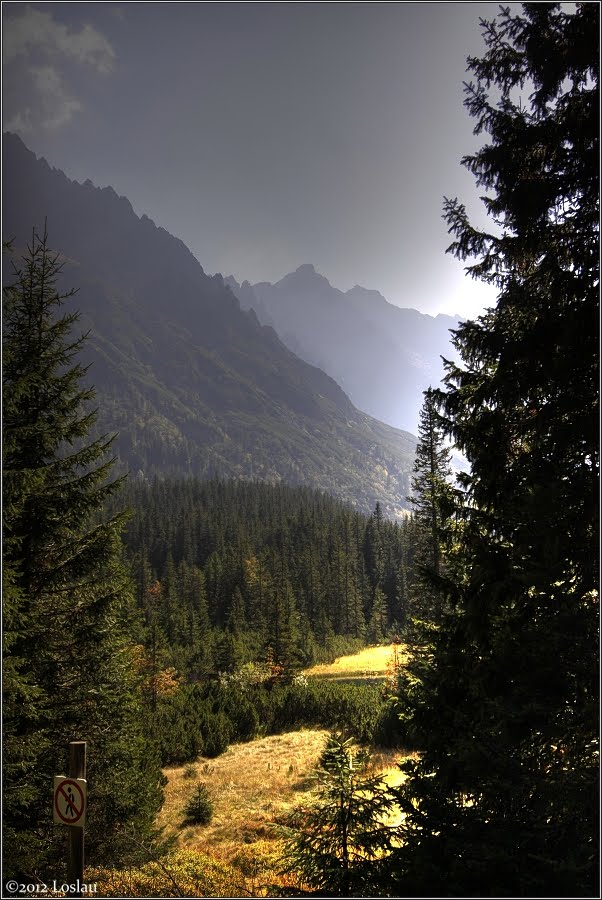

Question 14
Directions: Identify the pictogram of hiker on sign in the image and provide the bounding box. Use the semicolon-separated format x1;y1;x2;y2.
65;785;77;818
53;776;87;827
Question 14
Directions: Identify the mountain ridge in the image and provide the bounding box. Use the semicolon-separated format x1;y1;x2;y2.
3;132;417;517
226;264;461;433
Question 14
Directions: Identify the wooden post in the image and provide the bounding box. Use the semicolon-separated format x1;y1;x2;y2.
68;741;86;896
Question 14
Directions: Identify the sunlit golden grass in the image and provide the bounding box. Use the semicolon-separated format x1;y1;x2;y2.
93;727;415;896
157;728;330;851
304;642;410;680
144;730;332;896
92;734;416;896
157;728;413;853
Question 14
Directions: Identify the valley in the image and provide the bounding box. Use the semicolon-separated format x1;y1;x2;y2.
91;645;412;897
3;5;597;891
227;267;460;434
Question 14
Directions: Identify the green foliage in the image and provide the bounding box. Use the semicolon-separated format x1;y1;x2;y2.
154;687;206;764
2;227;164;876
250;679;385;745
201;711;232;759
216;687;260;743
152;676;388;767
280;733;396;896
183;784;213;826
388;5;600;897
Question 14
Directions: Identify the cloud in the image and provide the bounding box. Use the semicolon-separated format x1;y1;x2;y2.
3;6;115;73
4;66;83;133
31;65;81;122
2;6;115;134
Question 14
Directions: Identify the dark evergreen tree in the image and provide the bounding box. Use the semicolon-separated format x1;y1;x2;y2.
226;585;248;635
265;579;300;670
363;504;385;590
2;228;164;876
367;586;387;644
280;733;396;896
215;630;243;673
390;5;599;896
183;783;213;826
406;387;455;625
408;388;453;581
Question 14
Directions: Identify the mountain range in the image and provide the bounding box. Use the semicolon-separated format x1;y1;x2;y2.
3;132;420;517
225;267;460;433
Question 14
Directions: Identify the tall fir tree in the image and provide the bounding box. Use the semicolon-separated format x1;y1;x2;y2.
406;387;454;625
2;228;164;876
389;5;599;897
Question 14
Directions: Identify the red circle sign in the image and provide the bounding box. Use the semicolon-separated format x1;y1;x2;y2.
54;778;85;825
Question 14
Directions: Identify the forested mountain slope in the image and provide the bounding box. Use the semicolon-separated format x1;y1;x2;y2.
3;133;416;516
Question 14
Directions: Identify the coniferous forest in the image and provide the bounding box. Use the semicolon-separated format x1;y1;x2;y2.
2;3;599;897
120;478;412;671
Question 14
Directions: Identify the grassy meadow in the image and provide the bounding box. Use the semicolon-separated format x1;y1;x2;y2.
159;729;330;849
304;641;409;681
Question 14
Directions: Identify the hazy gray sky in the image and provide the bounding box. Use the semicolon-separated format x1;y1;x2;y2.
2;1;508;318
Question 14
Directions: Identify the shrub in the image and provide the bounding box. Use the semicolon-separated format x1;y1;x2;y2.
153;667;393;767
202;710;232;757
220;689;260;743
90;848;245;897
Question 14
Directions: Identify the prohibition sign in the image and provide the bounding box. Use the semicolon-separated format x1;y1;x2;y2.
53;776;87;827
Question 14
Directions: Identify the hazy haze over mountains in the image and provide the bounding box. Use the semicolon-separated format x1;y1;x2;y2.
226;265;460;433
3;132;419;517
1;2;499;321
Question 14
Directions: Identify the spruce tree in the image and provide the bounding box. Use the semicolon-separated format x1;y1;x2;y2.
281;733;396;896
367;586;387;644
406;387;454;625
390;5;599;896
2;227;164;876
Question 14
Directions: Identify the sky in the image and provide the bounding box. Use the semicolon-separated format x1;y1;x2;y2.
2;1;507;319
